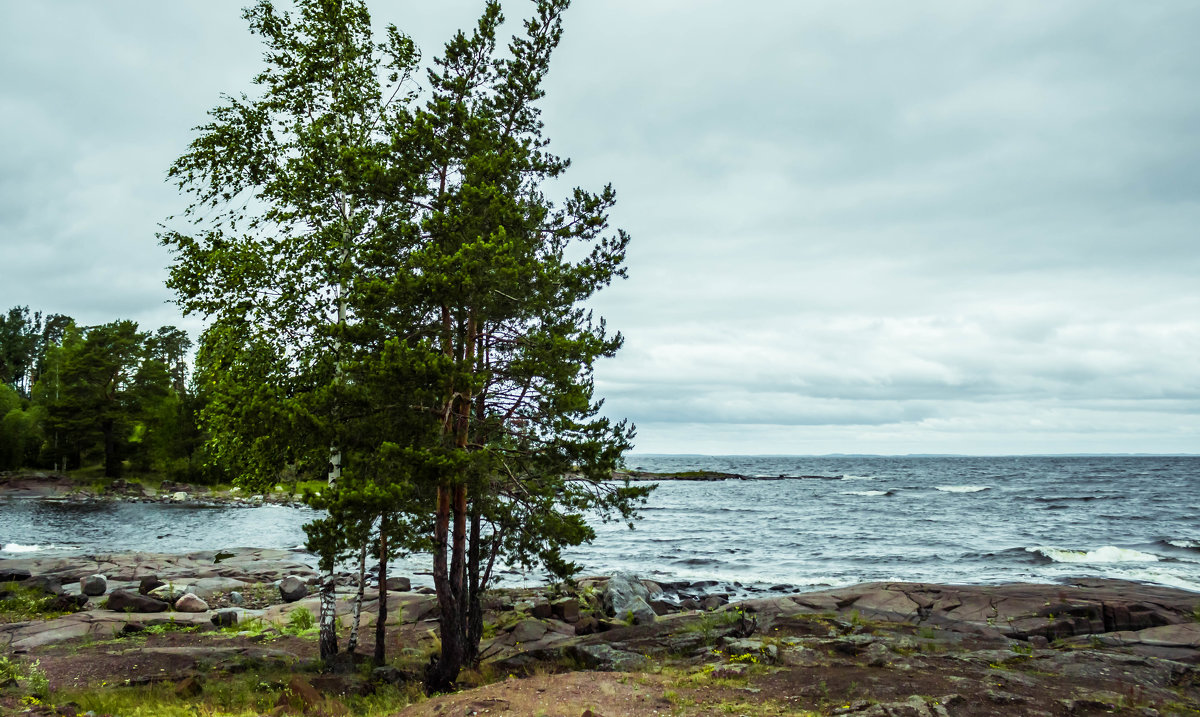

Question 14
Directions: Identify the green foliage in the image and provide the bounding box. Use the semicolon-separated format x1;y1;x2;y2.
285;606;316;634
0;582;69;622
0;656;48;698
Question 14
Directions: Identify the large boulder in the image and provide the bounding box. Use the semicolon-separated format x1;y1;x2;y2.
602;572;655;624
107;589;169;613
175;593;210;613
80;574;108;596
278;575;308;603
384;576;411;592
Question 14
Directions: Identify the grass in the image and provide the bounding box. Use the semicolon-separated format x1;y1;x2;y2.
0;582;70;623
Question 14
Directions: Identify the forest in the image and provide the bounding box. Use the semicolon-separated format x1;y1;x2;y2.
0;305;205;480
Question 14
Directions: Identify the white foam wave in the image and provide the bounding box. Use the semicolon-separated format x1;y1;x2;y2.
935;485;990;493
842;490;890;497
1028;545;1161;564
1168;539;1200;549
840;475;874;481
1;543;76;554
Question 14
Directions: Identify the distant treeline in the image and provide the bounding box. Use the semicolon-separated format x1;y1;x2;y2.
0;305;216;480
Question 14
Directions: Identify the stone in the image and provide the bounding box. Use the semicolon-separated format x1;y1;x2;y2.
384;576;411;592
171;491;188;501
565;643;646;672
80;574;107;596
211;609;241;627
370;666;411;686
23;575;64;596
174;675;204;698
510;619;549;644
106;589;168;613
701;594;728;611
865;641;891;667
229;591;244;605
551;597;580;623
139;576;166;595
278;575;307;603
574;616;599;636
175;593;210;613
711;663;749;679
149;584;190;602
602;572;651;618
0;567;31;582
530;601;553;620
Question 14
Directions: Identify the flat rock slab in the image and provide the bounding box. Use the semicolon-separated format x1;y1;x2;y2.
741;579;1200;644
0;547;317;585
2;609;218;651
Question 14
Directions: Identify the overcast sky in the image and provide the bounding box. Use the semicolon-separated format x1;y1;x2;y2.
2;1;1198;455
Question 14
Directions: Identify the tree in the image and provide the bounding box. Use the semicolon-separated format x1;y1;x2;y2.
166;0;650;683
162;0;422;661
0;306;43;397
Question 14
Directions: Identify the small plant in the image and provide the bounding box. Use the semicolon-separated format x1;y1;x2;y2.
917;626;936;639
285;606;316;634
0;657;48;699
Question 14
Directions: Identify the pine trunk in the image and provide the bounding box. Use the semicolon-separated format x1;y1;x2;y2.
375;525;388;666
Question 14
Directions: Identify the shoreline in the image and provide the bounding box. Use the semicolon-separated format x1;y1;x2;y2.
2;546;1199;715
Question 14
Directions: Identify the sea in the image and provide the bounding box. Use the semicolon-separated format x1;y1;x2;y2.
3;456;1198;596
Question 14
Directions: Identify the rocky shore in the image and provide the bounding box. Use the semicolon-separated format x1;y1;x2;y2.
2;546;1199;715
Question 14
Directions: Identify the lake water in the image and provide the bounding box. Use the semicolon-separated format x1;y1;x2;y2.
3;456;1198;595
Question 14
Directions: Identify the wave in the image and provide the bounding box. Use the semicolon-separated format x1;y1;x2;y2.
1026;545;1161;564
841;490;892;497
1;543;78;554
840;475;874;481
1166;539;1200;550
935;485;990;493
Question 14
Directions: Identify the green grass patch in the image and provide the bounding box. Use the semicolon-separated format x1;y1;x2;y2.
0;582;70;623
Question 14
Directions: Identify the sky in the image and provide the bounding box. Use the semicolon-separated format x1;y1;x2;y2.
1;1;1198;455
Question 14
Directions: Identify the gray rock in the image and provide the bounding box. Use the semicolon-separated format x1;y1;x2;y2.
212;609;240;627
139;576;166;595
866;641;891;667
0;568;31;582
566;643;646;672
229;591;244;605
384;576;411;592
510;619;549;643
106;589;168;613
551;597;580;623
80;574;107;596
174;593;210;613
149;583;190;602
602;572;651;618
530;601;553;620
278;575;307;603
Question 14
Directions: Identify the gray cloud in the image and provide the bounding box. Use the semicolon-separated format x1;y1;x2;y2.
2;1;1198;453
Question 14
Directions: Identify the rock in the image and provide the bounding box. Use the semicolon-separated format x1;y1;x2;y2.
229;591;244;605
649;599;677;616
106;589;168;613
384;576;411;592
0;567;31;582
212;609;240;627
712;663;749;679
565;643;646;672
174;675;204;697
175;593;210;612
602;572;651;618
149;584;190;602
278;676;323;713
121;622;146;635
865;641;891;667
23;575;64;596
47;593;89;612
79;574;107;596
530;601;553;620
370;666;411;686
510;619;549;644
139;576;166;595
574;616;599;636
171;491;188;501
701;595;728;611
551;597;580;622
279;575;307;603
